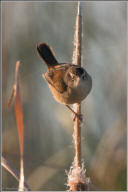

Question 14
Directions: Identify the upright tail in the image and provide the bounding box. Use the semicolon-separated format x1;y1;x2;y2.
37;43;59;68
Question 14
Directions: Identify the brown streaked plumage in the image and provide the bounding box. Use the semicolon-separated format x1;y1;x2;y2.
37;43;92;120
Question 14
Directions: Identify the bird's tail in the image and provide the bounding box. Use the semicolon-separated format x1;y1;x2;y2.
37;43;59;68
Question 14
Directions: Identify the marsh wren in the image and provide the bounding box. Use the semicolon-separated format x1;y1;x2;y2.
37;43;92;121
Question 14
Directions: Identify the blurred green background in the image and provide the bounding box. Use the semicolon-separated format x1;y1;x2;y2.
2;1;127;191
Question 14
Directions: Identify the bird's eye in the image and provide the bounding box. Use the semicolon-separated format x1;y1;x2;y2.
82;75;86;80
76;67;85;76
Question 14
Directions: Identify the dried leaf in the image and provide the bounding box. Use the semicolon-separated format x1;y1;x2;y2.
13;61;24;191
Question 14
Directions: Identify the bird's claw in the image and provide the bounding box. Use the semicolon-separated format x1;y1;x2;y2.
73;113;83;122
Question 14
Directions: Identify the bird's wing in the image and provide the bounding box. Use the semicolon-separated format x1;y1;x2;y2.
43;68;67;93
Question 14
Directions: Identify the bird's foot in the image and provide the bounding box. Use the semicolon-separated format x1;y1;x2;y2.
66;104;83;122
73;113;83;122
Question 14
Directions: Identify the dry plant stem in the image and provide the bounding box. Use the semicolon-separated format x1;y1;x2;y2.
74;103;81;167
14;61;24;158
19;157;24;191
74;1;82;168
2;156;31;191
11;61;25;191
67;2;90;190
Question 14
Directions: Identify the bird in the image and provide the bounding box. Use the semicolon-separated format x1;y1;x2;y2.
36;43;92;121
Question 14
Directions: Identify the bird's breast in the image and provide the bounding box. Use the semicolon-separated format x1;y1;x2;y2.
48;79;91;105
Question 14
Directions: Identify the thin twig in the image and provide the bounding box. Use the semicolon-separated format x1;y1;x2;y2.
2;156;31;191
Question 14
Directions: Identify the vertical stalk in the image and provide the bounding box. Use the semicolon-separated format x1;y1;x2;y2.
74;1;82;168
66;2;90;190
